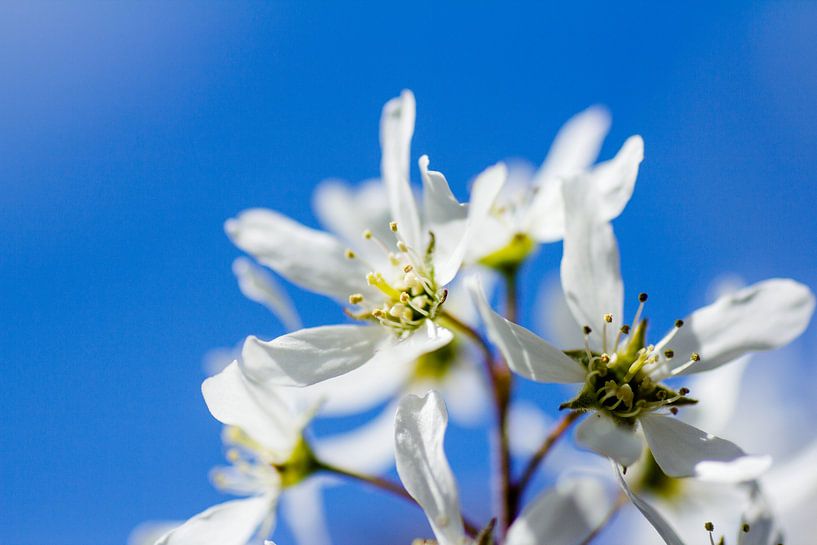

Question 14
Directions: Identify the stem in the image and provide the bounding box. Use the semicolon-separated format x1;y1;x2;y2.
501;266;519;324
509;411;583;514
577;491;627;545
317;461;482;537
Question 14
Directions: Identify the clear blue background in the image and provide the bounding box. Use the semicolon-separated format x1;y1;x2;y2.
2;2;816;544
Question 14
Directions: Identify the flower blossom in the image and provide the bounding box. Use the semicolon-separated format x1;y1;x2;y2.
227;90;505;389
467;160;815;482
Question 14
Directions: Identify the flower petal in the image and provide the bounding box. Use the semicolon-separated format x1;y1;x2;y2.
232;258;302;331
128;521;183;545
560;175;624;340
156;495;275;545
505;476;614;545
381;90;422;249
588;135;644;223
526;106;611;242
574;413;643;467
242;323;452;388
241;325;387;387
394;391;465;545
312;178;392;251
614;463;686;545
315;401;399;475
641;414;771;482
662;279;815;375
225;208;373;301
533;106;612;187
201;361;299;456
280;480;331;545
682;356;750;435
466;276;585;383
762;437;817;512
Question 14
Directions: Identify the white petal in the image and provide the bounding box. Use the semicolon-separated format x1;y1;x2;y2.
381;90;422;249
437;357;488;427
201;361;299;456
560;175;624;339
466;276;585;384
641;414;771;482
527;106;611;242
574;413;643;467
281;480;331;545
232;258;302;331
421;157;506;286
242;323;452;387
394;391;465;545
505;476;613;545
156;495;275;545
588;135;644;223
535;273;584;349
312;178;392;250
225;209;373;301
315;401;399;475
241;325;385;387
662;279;815;375
614;464;686;545
738;493;780;545
128;521;183;545
508;401;550;458
533;106;612;186
762;437;817;512
304;350;413;417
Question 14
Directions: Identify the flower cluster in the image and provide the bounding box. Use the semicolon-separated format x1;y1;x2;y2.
134;91;817;545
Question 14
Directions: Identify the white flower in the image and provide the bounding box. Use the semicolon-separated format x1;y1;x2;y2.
228;90;505;389
394;390;618;545
468;106;643;270
155;361;315;545
466;164;815;480
232;257;301;332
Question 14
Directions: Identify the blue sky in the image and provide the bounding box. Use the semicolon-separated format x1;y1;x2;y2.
2;2;816;544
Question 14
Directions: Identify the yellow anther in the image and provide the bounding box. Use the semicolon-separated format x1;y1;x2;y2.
616;384;634;407
344;248;356;259
371;308;385;318
691;352;700;361
399;292;410;303
705;522;715;532
363;229;373;240
604;313;613;323
403;264;413;273
348;294;364;305
226;449;240;463
397;240;409;253
600;353;610;364
389;221;398;232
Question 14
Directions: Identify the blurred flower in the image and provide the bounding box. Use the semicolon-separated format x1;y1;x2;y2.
468;106;643;271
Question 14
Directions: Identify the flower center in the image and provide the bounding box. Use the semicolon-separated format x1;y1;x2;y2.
560;293;699;425
345;222;446;335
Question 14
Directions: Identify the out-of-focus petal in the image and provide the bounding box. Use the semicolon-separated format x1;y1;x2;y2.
394;391;465;545
225;209;374;301
201;361;299;457
763;437;817;513
312;178;392;251
315;401;399;475
614;464;686;545
508;401;549;458
575;413;643;467
505;476;614;545
381;90;422;249
587;135;643;223
128;521;183;545
660;279;815;376
281;480;331;545
232;257;301;331
535;273;584;349
467;277;586;384
156;495;275;545
683;356;750;435
436;357;487;427
641;414;771;482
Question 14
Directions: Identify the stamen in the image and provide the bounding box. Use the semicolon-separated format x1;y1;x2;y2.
669;352;701;376
344;248;356;259
348;293;364;305
602;313;613;352
632;292;648;327
582;326;593;360
363;229;394;256
613;324;629;352
389;221;398;232
367;272;402;299
654;319;685;353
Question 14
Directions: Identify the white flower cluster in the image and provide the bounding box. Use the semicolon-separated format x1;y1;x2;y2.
133;91;817;545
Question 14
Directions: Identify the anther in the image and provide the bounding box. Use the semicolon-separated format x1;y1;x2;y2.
664;349;675;359
670;407;679;415
600;353;610;364
638;292;649;302
691;352;701;361
583;326;592;335
399;292;410;304
705;522;715;532
389;221;398;232
348;294;364;305
675;319;684;328
403;264;413;273
679;387;690;395
344;249;356;259
363;229;373;240
397;240;409;253
742;524;750;533
604;313;613;323
226;449;240;463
